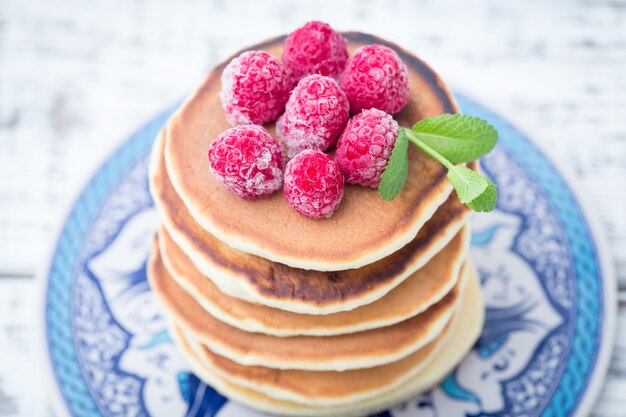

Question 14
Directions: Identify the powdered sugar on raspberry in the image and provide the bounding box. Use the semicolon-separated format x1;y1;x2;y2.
277;74;349;158
335;108;399;187
284;150;344;218
282;21;349;82
220;50;292;126
208;125;285;199
340;44;410;115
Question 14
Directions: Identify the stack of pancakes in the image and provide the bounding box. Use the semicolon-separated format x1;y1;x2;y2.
148;33;484;417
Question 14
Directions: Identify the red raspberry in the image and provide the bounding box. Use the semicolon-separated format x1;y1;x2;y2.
284;150;344;219
340;44;410;115
282;21;349;82
220;50;292;125
276;75;349;158
335;108;399;187
208;125;285;199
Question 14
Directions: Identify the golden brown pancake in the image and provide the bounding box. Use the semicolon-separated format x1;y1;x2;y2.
162;32;460;271
150;129;473;314
182;311;456;406
148;240;465;371
170;267;484;417
158;227;468;336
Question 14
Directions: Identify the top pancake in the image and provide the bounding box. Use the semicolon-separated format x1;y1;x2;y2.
163;32;459;271
151;129;472;315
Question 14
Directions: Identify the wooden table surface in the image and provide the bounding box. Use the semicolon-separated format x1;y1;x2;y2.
0;0;624;416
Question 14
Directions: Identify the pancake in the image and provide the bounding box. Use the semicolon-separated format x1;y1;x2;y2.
181;308;457;406
151;129;473;315
162;32;460;271
148;243;466;371
158;227;468;336
171;266;484;417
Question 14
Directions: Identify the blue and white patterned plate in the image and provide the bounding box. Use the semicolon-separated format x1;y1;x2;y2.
42;96;616;417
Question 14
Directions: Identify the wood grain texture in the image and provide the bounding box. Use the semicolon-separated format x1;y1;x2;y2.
0;0;624;415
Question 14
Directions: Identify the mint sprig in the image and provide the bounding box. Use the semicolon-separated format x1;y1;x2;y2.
378;114;498;212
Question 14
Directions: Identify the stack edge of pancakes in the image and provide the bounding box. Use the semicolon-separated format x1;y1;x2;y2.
148;32;484;417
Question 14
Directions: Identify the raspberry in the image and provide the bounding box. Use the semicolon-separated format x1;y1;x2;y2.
284;150;344;219
282;21;349;82
276;74;349;158
340;44;410;115
208;125;285;199
220;50;292;125
335;108;399;187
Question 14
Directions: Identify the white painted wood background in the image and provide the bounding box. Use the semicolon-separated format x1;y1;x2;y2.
0;0;624;415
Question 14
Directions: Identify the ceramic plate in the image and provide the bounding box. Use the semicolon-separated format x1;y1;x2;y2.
42;96;616;417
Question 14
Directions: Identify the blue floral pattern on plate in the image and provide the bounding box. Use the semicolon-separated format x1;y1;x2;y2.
43;96;614;417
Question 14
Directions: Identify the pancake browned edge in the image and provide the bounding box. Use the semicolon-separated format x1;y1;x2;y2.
158;226;469;336
169;267;484;417
161;32;463;271
147;238;464;371
176;264;469;406
150;129;474;315
181;308;458;407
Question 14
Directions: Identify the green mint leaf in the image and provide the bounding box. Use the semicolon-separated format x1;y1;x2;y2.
446;165;489;204
379;129;409;201
378;114;499;212
411;114;498;163
466;180;498;212
446;165;497;211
